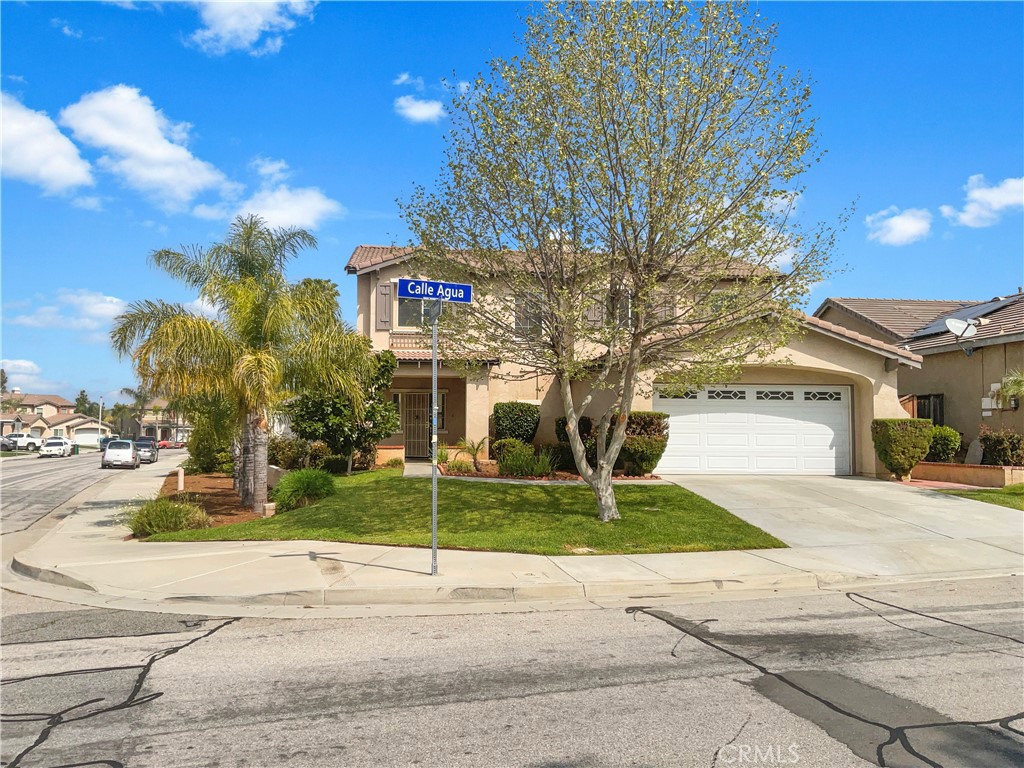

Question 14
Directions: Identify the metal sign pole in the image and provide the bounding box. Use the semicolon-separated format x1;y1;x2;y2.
430;299;440;576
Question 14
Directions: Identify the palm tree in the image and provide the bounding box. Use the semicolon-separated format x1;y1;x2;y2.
1002;369;1024;405
121;385;155;438
112;214;370;513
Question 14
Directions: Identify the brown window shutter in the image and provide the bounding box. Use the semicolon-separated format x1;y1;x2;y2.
376;283;393;330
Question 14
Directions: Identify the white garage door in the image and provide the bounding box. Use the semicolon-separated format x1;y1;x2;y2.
654;385;851;475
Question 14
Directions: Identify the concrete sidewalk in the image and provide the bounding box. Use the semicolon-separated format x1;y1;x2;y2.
4;461;1021;619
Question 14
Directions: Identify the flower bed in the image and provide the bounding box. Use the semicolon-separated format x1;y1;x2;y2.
912;461;1024;488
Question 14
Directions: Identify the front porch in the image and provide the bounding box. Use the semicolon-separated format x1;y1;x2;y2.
377;362;489;464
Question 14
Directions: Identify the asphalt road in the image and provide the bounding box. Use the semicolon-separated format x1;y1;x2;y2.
0;451;117;535
2;576;1021;767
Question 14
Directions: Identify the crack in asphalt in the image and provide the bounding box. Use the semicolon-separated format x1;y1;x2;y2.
627;606;1024;768
0;618;239;768
845;591;1024;658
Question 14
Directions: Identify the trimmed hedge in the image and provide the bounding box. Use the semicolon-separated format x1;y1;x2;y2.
979;426;1024;466
493;402;540;443
554;416;594;443
925;425;961;463
622;436;668;475
491;437;526;462
617;411;669;438
871;418;933;478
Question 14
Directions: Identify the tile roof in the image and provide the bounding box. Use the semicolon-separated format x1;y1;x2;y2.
346;244;776;278
345;245;418;274
906;292;1024;352
802;315;922;365
7;393;76;407
814;298;975;339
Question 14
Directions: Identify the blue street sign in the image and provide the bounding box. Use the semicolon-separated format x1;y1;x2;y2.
397;278;473;304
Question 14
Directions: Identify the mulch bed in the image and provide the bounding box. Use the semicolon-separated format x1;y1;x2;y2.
159;472;261;528
439;463;659;481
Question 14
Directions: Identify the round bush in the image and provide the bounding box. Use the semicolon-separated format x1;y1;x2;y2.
925;425;961;463
270;468;336;512
497;440;537;477
267;435;310;470
871;418;933;479
622;436;668;475
128;496;210;538
491;437;528;462
493;402;540;443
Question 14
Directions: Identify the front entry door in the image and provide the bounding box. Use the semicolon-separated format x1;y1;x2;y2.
403;393;430;458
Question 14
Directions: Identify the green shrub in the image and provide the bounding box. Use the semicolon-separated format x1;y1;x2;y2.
127;496;210;538
925;425;961;463
445;459;473;473
622;436;668;475
497;440;538;476
308;440;332;469
493;401;540;443
554;416;593;443
437;442;450;464
530;448;555;477
979;426;1024;466
384;457;405;469
270;468;335;512
871;419;934;478
615;411;670;438
545;442;577;472
213;449;235;475
184;424;233;474
491;437;527;462
320;455;351;475
267;435;309;470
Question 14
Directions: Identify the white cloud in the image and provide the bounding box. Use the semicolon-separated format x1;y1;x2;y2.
865;206;932;246
0;359;64;394
6;74;27;84
235;184;345;229
394;95;446;124
59;85;239;211
393;72;425;91
51;18;83;38
457;80;471;95
189;1;315;56
0;93;94;195
939;174;1024;228
250;156;291;184
72;196;104;211
187;296;220;319
10;289;127;339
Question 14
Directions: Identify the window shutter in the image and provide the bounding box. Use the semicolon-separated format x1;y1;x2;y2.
376;283;393;330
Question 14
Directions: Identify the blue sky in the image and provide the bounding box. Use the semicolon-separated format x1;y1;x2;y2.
2;1;1022;403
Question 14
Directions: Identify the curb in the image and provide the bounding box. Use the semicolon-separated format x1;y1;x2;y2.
10;555;97;592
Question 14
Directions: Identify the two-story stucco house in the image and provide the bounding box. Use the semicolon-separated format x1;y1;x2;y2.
346;246;922;477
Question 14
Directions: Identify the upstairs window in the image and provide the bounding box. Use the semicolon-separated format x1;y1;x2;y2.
515;295;543;336
398;298;427;328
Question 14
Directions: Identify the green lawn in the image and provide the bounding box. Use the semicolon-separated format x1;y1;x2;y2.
149;469;786;555
940;483;1024;511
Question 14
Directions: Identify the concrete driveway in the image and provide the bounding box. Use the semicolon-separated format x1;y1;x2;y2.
664;475;1023;549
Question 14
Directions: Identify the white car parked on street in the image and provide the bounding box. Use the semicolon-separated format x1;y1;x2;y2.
39;437;74;457
101;440;139;470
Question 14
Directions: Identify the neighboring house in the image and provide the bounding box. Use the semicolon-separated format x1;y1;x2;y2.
44;414;115;446
814;293;1024;444
346;246;922;477
131;398;191;442
0;390;76;427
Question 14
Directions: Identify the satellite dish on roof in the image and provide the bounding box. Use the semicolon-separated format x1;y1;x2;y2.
945;317;978;339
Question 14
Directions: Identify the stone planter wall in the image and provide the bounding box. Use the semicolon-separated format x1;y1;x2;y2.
912;461;1024;488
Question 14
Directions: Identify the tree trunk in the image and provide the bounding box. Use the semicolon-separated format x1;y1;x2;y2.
239;416;255;506
588;467;620;522
346;453;353;476
251;421;269;515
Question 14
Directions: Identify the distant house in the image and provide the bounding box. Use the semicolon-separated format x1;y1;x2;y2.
0;389;115;445
134;398;191;443
814;292;1024;443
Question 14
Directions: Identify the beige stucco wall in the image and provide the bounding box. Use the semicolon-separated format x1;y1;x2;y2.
899;341;1023;443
